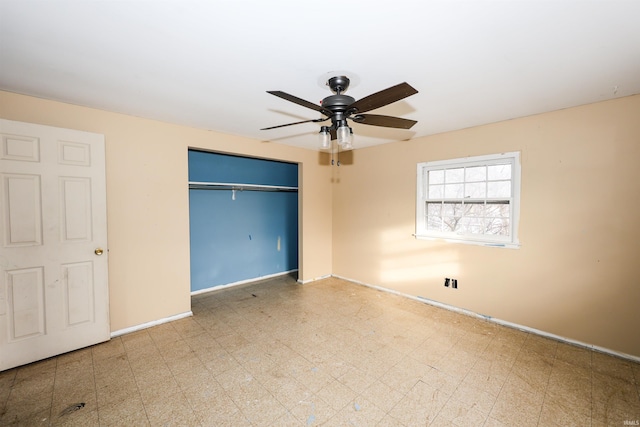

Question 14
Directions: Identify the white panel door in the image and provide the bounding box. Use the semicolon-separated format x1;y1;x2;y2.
0;119;109;371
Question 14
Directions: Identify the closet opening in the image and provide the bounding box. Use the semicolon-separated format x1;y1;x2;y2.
188;149;299;293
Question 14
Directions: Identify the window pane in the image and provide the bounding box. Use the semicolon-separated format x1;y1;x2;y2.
445;168;464;183
427;216;442;231
442;202;466;216
465;166;486;182
444;183;463;198
464;182;486;198
426;202;441;216
442;217;460;232
487;181;511;198
466;203;485;217
460;217;485;234
485;217;510;236
488;164;511;180
442;203;456;217
428;184;444;198
486;202;509;217
429;170;444;184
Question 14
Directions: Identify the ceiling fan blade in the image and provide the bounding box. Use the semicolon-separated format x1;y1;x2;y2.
351;114;417;129
261;117;328;130
348;82;418;114
267;91;328;114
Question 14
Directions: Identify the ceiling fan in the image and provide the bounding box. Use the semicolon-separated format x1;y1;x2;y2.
261;76;418;150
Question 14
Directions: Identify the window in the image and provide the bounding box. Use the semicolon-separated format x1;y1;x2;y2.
416;152;521;248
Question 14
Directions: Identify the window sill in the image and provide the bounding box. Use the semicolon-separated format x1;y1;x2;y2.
413;234;520;249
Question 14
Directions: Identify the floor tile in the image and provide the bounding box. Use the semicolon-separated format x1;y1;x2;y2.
315;378;357;411
438;396;489;426
388;380;450;426
489;381;544;425
330;397;387;426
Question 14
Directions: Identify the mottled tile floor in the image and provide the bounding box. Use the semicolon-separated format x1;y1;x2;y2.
1;276;639;426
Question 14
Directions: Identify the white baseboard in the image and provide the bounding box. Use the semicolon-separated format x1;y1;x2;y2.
110;311;193;338
332;274;640;364
297;274;332;284
191;269;298;296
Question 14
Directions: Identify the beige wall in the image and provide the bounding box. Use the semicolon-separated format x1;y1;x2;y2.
332;94;640;357
0;91;333;332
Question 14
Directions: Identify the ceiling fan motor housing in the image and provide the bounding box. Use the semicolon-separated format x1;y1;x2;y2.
321;94;355;128
321;94;356;112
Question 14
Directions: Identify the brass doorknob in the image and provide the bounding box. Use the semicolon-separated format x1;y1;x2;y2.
95;248;104;256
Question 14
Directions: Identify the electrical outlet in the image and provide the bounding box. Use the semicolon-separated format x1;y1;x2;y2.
444;278;450;287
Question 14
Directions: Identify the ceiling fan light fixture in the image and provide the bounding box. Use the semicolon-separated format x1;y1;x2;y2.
319;126;331;149
337;124;352;146
341;127;354;150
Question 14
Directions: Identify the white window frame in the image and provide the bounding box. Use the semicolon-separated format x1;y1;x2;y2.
416;152;521;248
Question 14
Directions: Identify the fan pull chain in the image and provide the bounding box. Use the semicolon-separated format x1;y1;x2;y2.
329;144;340;166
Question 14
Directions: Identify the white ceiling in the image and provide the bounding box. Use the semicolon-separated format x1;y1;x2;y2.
1;1;639;151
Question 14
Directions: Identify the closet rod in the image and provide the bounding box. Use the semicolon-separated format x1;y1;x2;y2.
188;181;298;192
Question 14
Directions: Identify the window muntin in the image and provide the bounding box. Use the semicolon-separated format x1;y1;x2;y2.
416;152;520;247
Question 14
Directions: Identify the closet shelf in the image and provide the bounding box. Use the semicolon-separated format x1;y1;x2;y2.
188;181;298;192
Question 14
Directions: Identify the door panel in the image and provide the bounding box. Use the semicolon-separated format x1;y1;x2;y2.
62;261;94;326
60;177;92;242
1;134;40;162
0;119;109;371
3;174;42;246
6;267;45;340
